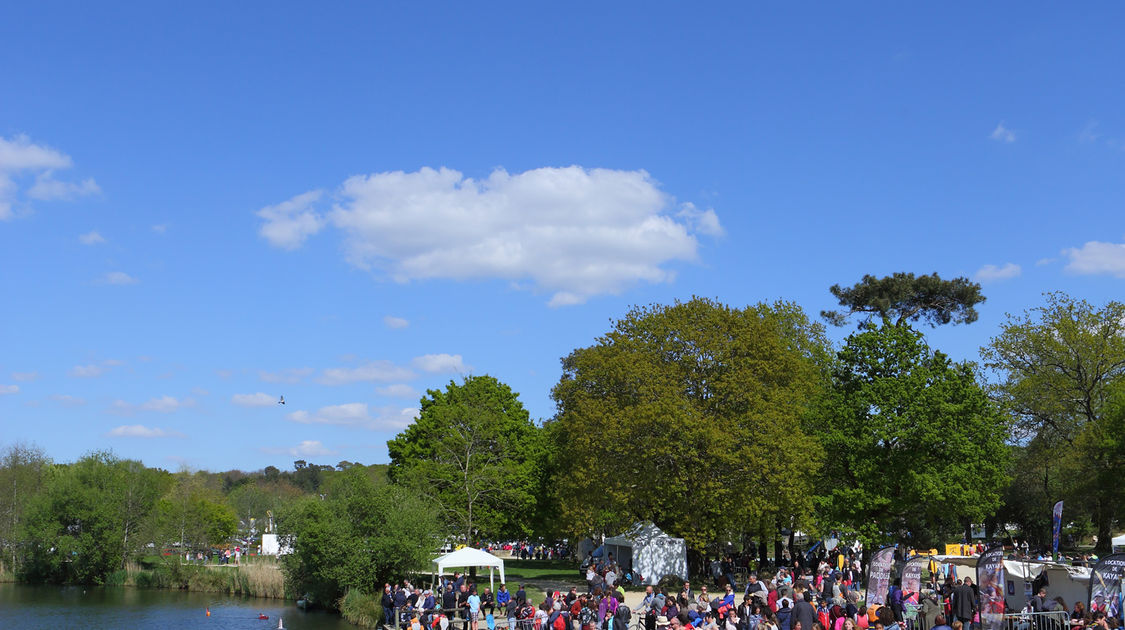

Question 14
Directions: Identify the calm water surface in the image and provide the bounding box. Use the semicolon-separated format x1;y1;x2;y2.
0;583;358;629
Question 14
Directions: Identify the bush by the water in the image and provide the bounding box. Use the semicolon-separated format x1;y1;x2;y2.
340;589;383;629
126;560;285;599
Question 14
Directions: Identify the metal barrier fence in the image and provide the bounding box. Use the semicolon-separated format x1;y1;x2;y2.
1001;611;1072;630
389;607;647;630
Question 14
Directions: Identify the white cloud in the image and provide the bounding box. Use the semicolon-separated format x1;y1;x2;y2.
79;230;105;245
990;122;1016;143
112;395;195;415
411;353;467;373
1079;121;1101;144
152;224;167;234
1035;257;1056;267
1063;239;1125;278
974;262;1022;282
258;367;313;384
70;364;107;378
28;175;100;200
383;315;410;329
261;440;336;457
232;392;276;407
376;384;417;398
0;135;97;220
107;425;185;438
50;394;86;406
101;271;138;285
318;360;415;385
0;384;19;395
259;166;719;305
12;371;38;382
256;190;325;250
287;403;416;431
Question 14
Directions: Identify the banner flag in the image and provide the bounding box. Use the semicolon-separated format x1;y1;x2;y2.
902;555;927;605
865;546;896;607
1052;501;1064;557
1089;553;1125;620
976;545;1006;630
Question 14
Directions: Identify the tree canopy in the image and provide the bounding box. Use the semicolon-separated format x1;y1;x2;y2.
982;292;1125;551
822;272;986;328
387;375;543;544
816;322;1009;547
548;297;830;549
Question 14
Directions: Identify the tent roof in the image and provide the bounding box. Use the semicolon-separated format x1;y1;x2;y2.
605;521;683;547
433;547;506;571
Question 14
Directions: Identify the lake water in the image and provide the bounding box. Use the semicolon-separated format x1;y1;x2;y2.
0;583;358;629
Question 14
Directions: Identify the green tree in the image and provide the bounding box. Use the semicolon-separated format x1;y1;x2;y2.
20;451;168;583
279;468;441;609
816;322;1009;547
227;478;304;532
0;443;50;570
982;292;1125;551
154;472;237;554
548;297;830;550
822;272;986;328
387;375;542;544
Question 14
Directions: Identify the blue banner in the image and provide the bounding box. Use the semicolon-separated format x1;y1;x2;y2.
1052;500;1064;557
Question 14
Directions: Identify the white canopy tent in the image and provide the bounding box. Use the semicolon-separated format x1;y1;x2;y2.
932;555;1091;610
1112;534;1125;553
603;522;688;586
432;548;507;592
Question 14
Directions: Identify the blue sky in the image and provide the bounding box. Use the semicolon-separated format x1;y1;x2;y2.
2;3;1124;471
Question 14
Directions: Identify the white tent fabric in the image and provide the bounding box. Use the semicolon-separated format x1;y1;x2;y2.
932;555;1091;610
603;522;688;586
1113;534;1125;552
433;548;506;592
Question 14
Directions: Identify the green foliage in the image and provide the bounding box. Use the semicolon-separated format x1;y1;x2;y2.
279;467;442;610
153;472;238;552
549;297;830;549
982;292;1125;551
19;451;170;584
340;588;384;628
822;272;985;328
0;443;50;569
387;375;543;543
816;322;1009;547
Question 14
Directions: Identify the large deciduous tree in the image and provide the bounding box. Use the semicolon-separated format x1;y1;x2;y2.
548;297;830;550
387;375;543;544
0;443;50;570
816;322;1009;547
822;272;985;328
982;292;1125;551
280;467;442;609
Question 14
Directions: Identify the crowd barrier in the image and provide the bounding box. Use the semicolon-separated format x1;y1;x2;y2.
1001;611;1072;630
388;607;648;630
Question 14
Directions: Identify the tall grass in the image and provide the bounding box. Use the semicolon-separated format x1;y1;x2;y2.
126;559;287;599
340;588;383;628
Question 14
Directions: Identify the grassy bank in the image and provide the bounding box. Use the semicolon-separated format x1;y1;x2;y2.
122;558;287;599
340;588;383;628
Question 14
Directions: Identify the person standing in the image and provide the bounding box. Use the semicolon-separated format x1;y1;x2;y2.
468;588;482;630
951;579;976;628
793;592;817;630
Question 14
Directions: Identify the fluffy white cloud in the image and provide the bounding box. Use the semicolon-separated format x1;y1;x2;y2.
112;396;195;415
107;425;185;438
258;367;313;384
79;230;106;245
0;384;18;395
376;384;417;398
257;190;325;250
261;440;336;457
258;166;721;305
411;353;467;373
383;315;410;329
318;360;415;385
0;134;98;220
101;271;138;285
1063;239;1125;278
990;122;1016;143
232;392;276;407
974;262;1022;282
287;403;416;431
12;371;38;382
70;364;107;378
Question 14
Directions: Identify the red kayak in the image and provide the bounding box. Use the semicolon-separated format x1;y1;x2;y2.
259;614;269;620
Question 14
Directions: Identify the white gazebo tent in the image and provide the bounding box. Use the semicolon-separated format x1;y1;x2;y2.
603;521;688;586
432;548;507;592
1112;534;1125;553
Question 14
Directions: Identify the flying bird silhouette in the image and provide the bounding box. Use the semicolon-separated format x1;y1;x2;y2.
278;395;285;405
